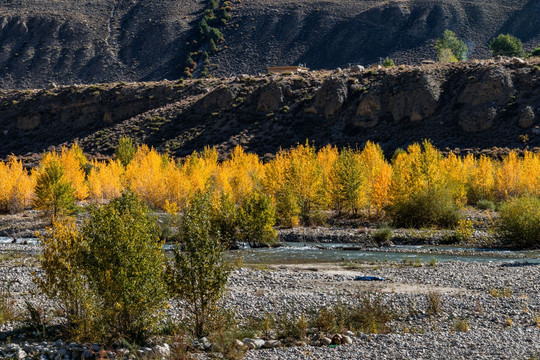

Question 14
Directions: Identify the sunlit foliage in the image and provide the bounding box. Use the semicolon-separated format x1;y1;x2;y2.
0;141;536;228
0;157;35;213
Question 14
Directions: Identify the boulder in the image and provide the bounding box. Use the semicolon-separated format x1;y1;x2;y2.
154;343;170;358
199;86;236;109
257;84;283;112
243;338;265;349
342;335;353;345
263;340;281;348
518;106;536;128
355;93;381;128
388;72;441;122
331;334;343;345
321;337;332;346
350;65;365;73
457;66;513;107
306;77;348;118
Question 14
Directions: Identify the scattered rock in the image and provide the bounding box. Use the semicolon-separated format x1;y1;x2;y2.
263;340;281;348
154;343;170;358
321;337;332;346
350;65;365;73
243;338;265;349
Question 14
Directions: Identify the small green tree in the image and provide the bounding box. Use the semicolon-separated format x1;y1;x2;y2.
115;136;136;167
382;57;395;67
211;193;238;248
498;196;540;248
489;34;526;57
331;148;366;215
81;192;167;343
237;192;278;247
34;158;75;220
36;217;95;340
168;191;231;338
531;46;540;57
435;30;468;61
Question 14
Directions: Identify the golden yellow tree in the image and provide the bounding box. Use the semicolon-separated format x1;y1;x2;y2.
87;159;124;202
0;157;35;213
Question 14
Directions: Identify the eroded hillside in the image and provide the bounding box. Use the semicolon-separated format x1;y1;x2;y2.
0;0;539;88
0;60;539;163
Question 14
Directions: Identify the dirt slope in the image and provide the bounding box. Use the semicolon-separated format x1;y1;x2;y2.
0;0;539;88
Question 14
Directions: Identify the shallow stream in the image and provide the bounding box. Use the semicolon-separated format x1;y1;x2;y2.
3;237;539;265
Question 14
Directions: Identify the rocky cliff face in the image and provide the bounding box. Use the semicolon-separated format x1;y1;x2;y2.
0;0;539;89
0;60;538;162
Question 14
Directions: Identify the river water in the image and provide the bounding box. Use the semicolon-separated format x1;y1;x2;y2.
226;242;540;264
3;237;539;265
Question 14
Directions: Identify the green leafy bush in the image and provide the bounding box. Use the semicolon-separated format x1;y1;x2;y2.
475;199;495;211
36;217;93;340
531;46;540;57
276;312;308;340
168;191;231;338
489;34;526;57
37;192;167;344
498;196;540;248
387;187;462;228
115;136;136;167
372;226;392;245
0;279;15;325
382;57;395;67
34;158;75;220
81;192;168;343
435;30;468;61
348;293;394;334
211;193;239;248
237;193;278;247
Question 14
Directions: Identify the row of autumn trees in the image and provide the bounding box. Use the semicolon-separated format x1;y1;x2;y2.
1;139;539;230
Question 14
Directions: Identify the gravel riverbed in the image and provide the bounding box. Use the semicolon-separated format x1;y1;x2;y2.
1;243;540;359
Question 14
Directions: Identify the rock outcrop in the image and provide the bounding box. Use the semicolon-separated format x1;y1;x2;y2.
0;60;539;161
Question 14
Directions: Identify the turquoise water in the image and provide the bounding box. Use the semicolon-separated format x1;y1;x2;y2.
225;242;540;264
4;237;539;265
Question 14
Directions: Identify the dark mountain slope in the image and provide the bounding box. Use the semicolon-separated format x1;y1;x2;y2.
0;0;539;88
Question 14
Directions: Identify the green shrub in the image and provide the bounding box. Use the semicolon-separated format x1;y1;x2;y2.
37;192;167;344
115;136;136;167
237;193;278;247
0;279;15;325
498;196;540;248
453;318;470;332
489;34;526;57
475;199;495;211
435;30;468;61
276;312;308;340
531;46;540;57
348;293;394;334
211;193;239;248
36;217;93;340
426;292;442;316
81;192;168;343
168;191;231;338
382;57;395;67
34;158;75;220
387;187;462;228
372;226;392;245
